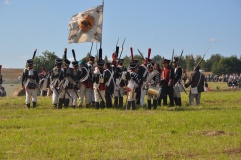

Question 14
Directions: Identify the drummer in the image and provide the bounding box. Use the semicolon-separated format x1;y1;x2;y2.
146;62;160;109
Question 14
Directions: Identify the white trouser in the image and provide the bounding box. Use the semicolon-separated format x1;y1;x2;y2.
94;89;105;102
25;88;37;104
71;89;78;106
189;92;201;106
59;88;72;99
52;88;59;104
114;87;124;97
78;83;91;105
173;85;181;98
140;84;146;106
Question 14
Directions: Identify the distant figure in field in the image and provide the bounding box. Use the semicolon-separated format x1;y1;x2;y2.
184;65;205;106
18;75;21;82
0;65;6;97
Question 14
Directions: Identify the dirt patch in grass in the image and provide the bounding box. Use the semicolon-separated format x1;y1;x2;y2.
223;148;241;155
201;130;232;136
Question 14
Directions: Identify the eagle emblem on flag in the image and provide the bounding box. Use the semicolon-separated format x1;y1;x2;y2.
68;5;103;43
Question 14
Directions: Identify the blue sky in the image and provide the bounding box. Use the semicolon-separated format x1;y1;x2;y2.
0;0;241;68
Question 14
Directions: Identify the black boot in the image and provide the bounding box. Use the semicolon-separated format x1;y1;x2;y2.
153;99;157;109
177;98;182;106
58;98;64;109
119;97;123;108
169;95;174;107
100;101;105;109
132;101;136;110
33;102;37;108
86;104;90;108
53;104;57;109
95;102;100;109
26;103;30;109
157;97;161;106
163;96;167;105
174;97;178;106
64;99;69;108
114;96;118;107
147;100;152;110
126;101;131;110
71;105;76;109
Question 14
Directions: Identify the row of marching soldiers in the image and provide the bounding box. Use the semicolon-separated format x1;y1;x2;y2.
21;47;187;110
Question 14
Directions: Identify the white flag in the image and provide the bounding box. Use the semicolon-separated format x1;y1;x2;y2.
68;5;103;43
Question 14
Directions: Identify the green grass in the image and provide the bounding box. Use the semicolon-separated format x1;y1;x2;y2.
0;83;241;159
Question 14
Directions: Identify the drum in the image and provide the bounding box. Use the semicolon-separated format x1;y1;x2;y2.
147;86;162;97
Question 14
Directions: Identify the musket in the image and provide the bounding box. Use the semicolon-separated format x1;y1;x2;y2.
170;49;174;66
118;38;126;59
73;87;79;98
64;89;73;102
179;50;184;65
137;49;145;61
97;88;105;104
116;37;119;58
32;49;37;60
193;46;210;71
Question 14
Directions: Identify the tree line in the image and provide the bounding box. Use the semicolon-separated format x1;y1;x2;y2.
33;50;241;75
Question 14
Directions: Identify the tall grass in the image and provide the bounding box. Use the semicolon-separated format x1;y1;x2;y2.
0;83;241;159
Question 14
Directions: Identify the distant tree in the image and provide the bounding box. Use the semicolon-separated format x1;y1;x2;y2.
203;54;223;72
178;55;187;70
123;55;131;67
151;55;162;65
104;55;108;62
212;56;241;75
133;55;143;65
185;55;195;71
34;51;58;72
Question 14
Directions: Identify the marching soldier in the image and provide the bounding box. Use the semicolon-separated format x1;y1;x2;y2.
154;63;162;105
161;59;174;106
103;61;114;108
78;60;92;108
137;59;149;106
146;62;160;109
38;68;49;96
58;58;75;109
124;61;140;110
50;58;63;109
71;60;81;108
93;60;106;109
172;57;183;106
137;48;152;107
114;59;126;108
22;59;39;109
86;56;95;106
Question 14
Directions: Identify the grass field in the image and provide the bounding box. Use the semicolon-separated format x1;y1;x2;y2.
0;81;241;159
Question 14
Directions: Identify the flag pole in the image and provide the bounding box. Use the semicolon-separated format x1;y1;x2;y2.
100;0;104;49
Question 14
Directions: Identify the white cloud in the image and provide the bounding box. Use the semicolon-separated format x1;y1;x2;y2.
4;0;10;5
209;38;219;43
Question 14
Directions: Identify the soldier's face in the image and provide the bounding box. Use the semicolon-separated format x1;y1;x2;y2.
149;67;153;72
